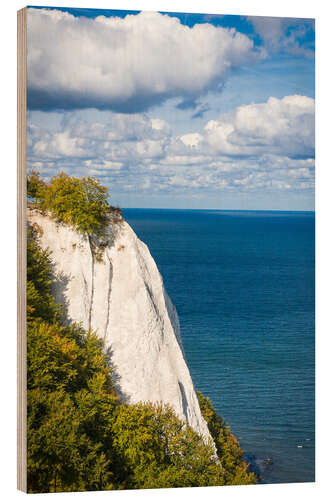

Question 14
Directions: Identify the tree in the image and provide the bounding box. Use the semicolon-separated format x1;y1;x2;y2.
42;173;110;236
27;229;61;323
27;318;120;493
27;171;112;236
111;402;225;489
197;391;256;485
27;170;46;202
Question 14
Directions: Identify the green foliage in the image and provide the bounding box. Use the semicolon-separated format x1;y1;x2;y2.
27;318;120;492
111;402;225;489
27;230;61;323
197;391;256;485
27;170;46;201
27;388;114;492
26;218;256;493
27;171;112;236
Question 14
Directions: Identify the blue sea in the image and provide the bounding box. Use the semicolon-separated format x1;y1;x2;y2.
123;208;315;484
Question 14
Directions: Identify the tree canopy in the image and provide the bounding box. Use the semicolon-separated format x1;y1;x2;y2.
197;391;256;485
27;171;112;236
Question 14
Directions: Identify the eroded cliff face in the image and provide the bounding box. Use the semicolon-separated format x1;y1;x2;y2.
27;208;212;442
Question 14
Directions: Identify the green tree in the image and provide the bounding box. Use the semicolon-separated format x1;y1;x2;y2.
27;319;120;492
111;402;225;489
27;387;114;492
27;229;60;323
27;171;113;236
27;170;46;202
197;391;256;485
42;172;110;236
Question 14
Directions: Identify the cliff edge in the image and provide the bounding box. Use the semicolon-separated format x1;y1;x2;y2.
27;208;212;442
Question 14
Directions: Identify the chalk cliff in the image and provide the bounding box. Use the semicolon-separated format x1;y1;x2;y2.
27;208;212;442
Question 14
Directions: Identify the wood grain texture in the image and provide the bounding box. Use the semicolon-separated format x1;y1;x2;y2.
17;7;27;493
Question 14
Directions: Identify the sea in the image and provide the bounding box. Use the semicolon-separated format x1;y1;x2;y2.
123;208;315;485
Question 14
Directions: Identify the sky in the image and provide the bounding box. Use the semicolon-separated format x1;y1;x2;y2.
26;6;315;210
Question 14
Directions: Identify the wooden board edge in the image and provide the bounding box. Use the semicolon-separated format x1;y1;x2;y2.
17;6;27;493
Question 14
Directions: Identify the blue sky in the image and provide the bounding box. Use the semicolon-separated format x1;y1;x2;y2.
26;6;315;210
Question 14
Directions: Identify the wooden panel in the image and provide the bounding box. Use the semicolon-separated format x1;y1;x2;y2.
17;6;27;493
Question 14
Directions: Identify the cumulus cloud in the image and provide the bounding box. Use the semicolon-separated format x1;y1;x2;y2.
28;112;172;166
27;8;260;112
27;95;314;197
203;95;314;159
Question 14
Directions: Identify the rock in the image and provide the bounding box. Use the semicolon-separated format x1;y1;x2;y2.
27;208;212;443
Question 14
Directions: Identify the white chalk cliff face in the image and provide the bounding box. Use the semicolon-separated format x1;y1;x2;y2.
27;208;212;442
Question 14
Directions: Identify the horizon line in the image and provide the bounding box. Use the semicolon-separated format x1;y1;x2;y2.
121;207;315;213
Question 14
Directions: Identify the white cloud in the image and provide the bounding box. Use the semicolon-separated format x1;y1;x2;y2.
203;95;314;158
28;112;172;166
27;8;259;112
27;94;314;197
180;133;203;148
136;139;166;159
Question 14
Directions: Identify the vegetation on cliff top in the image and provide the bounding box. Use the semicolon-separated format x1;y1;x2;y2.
27;170;121;236
26;174;256;493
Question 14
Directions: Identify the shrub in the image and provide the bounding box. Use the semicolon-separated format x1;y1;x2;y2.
27;229;61;323
111;402;224;489
197;391;256;485
27;171;113;236
27;170;46;202
43;173;110;236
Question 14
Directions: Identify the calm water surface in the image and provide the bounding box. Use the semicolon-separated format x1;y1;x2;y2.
123;208;315;484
